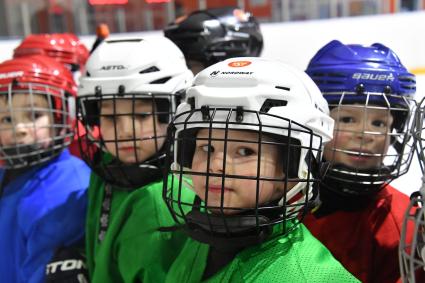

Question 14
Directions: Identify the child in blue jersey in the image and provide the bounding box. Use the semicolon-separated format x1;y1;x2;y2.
0;55;90;283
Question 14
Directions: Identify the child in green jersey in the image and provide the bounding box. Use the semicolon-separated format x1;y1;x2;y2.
76;37;193;282
162;57;360;282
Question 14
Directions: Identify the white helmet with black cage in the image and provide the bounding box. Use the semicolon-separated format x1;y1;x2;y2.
77;36;193;189
163;57;334;249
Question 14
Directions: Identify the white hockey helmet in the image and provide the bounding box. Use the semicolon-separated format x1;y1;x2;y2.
77;37;193;189
164;57;334;247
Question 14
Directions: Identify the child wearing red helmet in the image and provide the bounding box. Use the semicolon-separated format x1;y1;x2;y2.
13;33;91;159
0;55;90;283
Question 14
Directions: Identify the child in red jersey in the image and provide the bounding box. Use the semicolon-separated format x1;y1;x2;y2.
303;40;417;283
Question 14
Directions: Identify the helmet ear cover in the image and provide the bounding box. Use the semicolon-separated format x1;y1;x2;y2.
175;127;301;179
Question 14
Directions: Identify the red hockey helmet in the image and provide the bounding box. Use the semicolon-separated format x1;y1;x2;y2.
13;33;89;73
0;55;77;168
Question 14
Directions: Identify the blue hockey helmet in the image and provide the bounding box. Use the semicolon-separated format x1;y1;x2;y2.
306;40;417;197
306;40;415;111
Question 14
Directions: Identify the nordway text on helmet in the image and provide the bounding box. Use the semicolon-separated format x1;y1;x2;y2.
210;70;254;77
352;72;395;81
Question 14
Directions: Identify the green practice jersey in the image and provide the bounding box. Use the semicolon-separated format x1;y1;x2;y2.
86;172;130;278
86;173;193;282
165;223;360;283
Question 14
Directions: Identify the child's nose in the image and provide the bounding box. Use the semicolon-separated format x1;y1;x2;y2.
353;128;375;144
117;116;136;139
209;151;233;174
14;122;32;139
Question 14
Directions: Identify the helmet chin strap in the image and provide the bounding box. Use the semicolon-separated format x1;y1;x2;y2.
321;162;392;198
1;142;56;169
184;196;283;252
97;152;165;190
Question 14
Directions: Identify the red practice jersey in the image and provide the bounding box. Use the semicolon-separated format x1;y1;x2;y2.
303;184;413;283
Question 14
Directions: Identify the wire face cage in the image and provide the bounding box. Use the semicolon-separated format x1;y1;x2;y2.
415;99;425;174
163;106;325;248
400;192;425;283
321;91;417;196
399;97;425;283
76;92;175;189
0;82;73;169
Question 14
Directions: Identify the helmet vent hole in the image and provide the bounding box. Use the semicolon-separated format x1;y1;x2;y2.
139;66;160;74
106;39;143;44
260;99;287;113
275;86;290;91
150;77;171;84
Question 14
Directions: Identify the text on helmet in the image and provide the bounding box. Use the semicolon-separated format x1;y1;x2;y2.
0;71;24;79
352;72;395;81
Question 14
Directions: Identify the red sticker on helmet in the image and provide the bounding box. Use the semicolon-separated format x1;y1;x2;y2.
233;9;249;22
228;61;252;68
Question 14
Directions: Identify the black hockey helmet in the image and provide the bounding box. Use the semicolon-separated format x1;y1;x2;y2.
164;7;263;68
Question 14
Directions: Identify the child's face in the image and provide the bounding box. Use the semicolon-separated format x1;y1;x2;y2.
0;93;53;148
191;129;293;214
324;104;393;170
100;99;167;164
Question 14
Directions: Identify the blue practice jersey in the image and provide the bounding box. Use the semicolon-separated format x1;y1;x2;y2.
0;149;90;283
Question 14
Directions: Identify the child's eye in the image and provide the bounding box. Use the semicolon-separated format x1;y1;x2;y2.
101;114;115;121
0;116;12;124
338;116;355;124
199;144;214;153
33;111;47;120
372;120;387;128
237;147;255;157
136;113;150;120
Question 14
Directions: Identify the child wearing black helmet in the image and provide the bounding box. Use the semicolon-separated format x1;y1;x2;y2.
164;7;263;74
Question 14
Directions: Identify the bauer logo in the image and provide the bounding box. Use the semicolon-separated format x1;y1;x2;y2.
352;72;395;81
228;61;251;67
0;71;24;79
100;65;126;71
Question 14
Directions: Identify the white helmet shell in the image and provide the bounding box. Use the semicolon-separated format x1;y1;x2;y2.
79;36;193;97
174;57;334;185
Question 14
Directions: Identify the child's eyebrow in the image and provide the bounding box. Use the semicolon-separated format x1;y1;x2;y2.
15;103;48;109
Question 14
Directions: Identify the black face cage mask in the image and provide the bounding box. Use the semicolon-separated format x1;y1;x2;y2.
0;83;73;169
76;92;175;190
163;107;324;250
321;91;416;198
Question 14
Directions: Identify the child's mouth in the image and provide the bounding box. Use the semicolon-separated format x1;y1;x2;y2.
119;146;137;152
345;149;375;162
207;185;233;194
